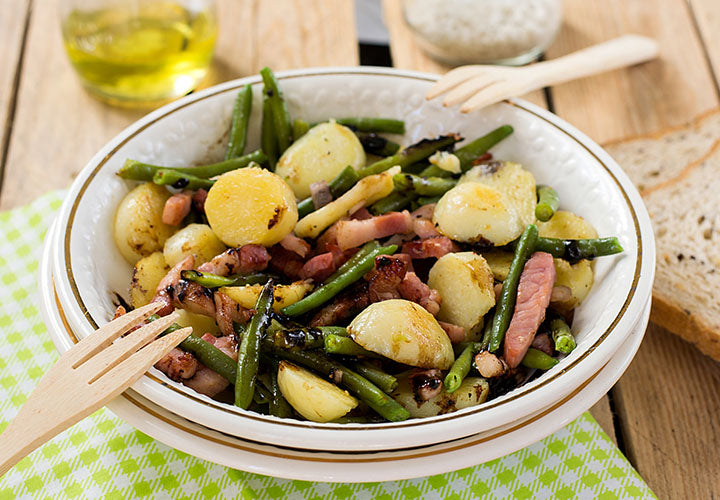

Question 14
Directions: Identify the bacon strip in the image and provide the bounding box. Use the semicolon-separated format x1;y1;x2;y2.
336;211;413;251
438;321;465;343
268;246;304;279
279;233;311;258
152;255;195;316
162;192;192;226
192;188;208;213
367;255;408;302
197;245;270;276
503;252;556;368
214;292;252;336
155;348;198;381
402;237;459;260
398;271;441;315
412;218;440;239
300;252;336;282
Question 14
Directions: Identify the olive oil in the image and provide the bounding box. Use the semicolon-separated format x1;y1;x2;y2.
62;2;217;105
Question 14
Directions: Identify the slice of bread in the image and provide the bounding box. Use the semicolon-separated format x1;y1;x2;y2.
641;140;720;359
605;109;720;193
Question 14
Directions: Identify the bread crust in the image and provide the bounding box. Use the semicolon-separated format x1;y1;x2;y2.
651;291;720;361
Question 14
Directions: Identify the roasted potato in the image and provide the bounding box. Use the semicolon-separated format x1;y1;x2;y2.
427;252;495;332
480;249;514;281
114;183;175;264
294;166;399;238
539;211;598;306
433;182;521;245
348;299;454;369
275;122;365;199
205;167;298;247
460;161;536;230
174;309;222;336
219;281;314;312
129;251;169;308
163;223;226;267
391;375;489;418
277;361;357;422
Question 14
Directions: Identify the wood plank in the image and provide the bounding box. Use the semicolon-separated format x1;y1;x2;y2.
0;0;358;210
381;0;546;107
547;0;719;144
548;1;720;497
588;397;616;445
688;0;720;87
0;0;30;168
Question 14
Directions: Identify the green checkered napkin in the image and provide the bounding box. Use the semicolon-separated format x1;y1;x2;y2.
0;192;655;499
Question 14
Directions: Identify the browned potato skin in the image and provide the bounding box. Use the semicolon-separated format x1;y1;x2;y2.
391;375;489;418
129;251;169;308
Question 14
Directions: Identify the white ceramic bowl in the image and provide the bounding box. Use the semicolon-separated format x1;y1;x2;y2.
48;67;655;452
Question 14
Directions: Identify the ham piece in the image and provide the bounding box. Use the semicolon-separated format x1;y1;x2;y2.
503;252;556;368
279;233;311;258
300;252;337;282
402;237;459;260
162;192;192;226
336;211;413;250
398;271;441;315
197;245;270;276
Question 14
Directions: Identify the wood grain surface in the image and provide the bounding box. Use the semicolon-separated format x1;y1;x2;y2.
382;0;720;497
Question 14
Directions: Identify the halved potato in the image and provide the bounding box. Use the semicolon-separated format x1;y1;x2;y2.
163;223;226;267
275;122;365;199
433;182;521;245
391;375;489;418
294;166;400;238
348;299;454;369
277;361;357;422
460;161;536;230
219;281;314;312
205;167;298;247
427;252;495;332
129;251;169;308
174;309;222;336
537;210;598;240
480;249;514;281
114;183;175;264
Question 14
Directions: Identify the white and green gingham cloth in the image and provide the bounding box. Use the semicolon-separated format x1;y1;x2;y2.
0;192;656;499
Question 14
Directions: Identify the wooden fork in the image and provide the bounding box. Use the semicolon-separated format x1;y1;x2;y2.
0;303;191;477
426;35;659;113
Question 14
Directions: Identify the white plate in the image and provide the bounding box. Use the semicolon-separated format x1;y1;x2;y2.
48;67;655;451
39;226;651;481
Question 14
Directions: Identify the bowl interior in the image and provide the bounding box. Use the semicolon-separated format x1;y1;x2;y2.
52;68;649;450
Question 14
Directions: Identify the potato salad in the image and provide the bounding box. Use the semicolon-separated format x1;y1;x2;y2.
112;67;623;423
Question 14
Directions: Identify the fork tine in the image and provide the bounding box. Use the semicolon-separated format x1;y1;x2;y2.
425;66;484;100
90;327;192;399
65;302;164;366
80;312;179;382
441;74;501;107
459;82;514;113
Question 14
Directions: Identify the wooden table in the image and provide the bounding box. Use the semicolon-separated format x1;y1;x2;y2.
1;0;718;497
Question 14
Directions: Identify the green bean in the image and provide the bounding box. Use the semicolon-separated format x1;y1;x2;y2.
488;224;538;353
455;125;514;172
534;236;624;263
270;347;410;421
292;119;310;141
260;67;293;154
235;280;274;409
281;244;397;316
324;241;379;282
225;84;253;160
296;165;360;217
180;270;274;288
152;169;215;190
550;318;576;354
271;327;325;350
354;361;398;393
332;117;405;134
393;173;456;196
480;312;494;350
117;150;267;181
357;132;401;156
369;191;416;215
179;335;237;383
416;195;441;206
261;97;278;170
324;334;378;357
357;134;461;178
253;379;272;405
444;344;476;393
521;348;559;370
535;185;559;222
267;357;293;418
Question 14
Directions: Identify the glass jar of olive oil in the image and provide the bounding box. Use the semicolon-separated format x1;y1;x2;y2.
61;0;217;106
